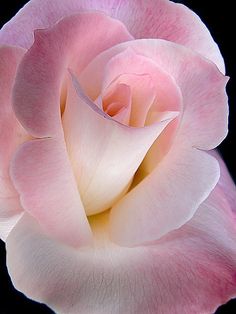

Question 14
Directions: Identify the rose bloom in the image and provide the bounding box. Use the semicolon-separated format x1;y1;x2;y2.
0;0;235;313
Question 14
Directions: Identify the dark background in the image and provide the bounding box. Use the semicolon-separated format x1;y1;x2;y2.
0;1;235;313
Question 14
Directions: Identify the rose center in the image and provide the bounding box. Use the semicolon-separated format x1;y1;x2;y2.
102;83;131;116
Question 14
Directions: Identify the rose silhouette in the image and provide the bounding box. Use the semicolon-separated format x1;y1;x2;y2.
0;1;235;313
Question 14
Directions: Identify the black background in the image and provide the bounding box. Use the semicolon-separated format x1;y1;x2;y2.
0;1;235;313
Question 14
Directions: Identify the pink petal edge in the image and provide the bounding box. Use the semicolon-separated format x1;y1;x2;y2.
10;138;92;248
0;0;224;72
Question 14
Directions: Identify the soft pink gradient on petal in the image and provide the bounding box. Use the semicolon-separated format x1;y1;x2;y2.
102;83;132;124
80;47;182;160
63;75;178;215
103;83;130;113
12;12;133;138
10;138;92;247
0;0;224;72
80;48;182;114
6;168;236;314
103;73;156;127
110;146;220;246
142;116;180;173
0;46;28;241
0;46;26;182
80;40;228;151
79;39;228;244
111;105;130;125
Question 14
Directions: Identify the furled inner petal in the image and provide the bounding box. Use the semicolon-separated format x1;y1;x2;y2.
111;106;131;125
102;73;156;127
80;47;182;165
102;83;132;125
105;102;124;116
102;49;183;157
62;75;178;216
80;41;228;151
80;48;181;114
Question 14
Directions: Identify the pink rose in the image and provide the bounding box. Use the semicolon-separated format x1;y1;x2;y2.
0;0;235;313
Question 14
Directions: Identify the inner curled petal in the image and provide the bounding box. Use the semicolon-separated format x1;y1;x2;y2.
62;47;182;217
62;75;178;216
102;73;156;127
102;83;131;124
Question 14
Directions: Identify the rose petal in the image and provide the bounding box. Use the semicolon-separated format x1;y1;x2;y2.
0;0;224;72
0;196;23;242
209;150;236;213
102;83;132;124
63;75;178;215
6;165;236;313
10;138;92;248
111;105;131;125
0;46;28;241
80;40;228;151
103;83;131;113
80;47;182;114
80;47;183;166
103;73;156;127
79;39;229;244
12;12;133;138
110;146;220;246
0;45;26;180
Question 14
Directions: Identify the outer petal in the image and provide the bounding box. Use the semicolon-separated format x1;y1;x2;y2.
0;46;28;241
63;75;177;215
0;194;23;242
210;150;236;213
10;138;92;248
12;12;133;138
0;0;224;72
6;166;236;313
